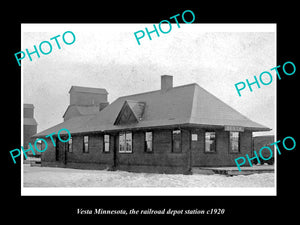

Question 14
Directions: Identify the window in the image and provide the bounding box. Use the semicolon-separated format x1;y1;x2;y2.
205;132;216;152
172;130;181;153
83;136;89;153
68;137;73;152
230;132;240;153
119;132;126;152
104;134;110;152
145;131;153;152
191;133;198;141
119;132;132;153
126;132;132;153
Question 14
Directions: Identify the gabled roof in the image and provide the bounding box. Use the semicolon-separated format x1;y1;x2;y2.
126;100;146;121
33;83;270;137
114;100;146;125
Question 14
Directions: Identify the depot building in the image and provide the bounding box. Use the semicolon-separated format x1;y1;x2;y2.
33;75;270;174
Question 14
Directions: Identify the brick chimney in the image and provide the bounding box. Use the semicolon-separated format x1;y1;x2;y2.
161;75;173;92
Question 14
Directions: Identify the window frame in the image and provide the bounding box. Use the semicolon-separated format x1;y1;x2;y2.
172;129;182;153
83;135;89;153
119;131;133;153
229;131;240;153
204;131;216;153
68;137;73;153
125;132;132;153
103;134;110;153
145;131;153;153
191;133;198;142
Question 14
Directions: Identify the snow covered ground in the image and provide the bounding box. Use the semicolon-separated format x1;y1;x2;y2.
23;165;274;188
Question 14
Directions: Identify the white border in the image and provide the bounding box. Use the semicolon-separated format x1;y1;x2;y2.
22;187;275;196
21;23;277;196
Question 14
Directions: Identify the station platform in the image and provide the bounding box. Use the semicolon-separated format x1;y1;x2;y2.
192;165;275;176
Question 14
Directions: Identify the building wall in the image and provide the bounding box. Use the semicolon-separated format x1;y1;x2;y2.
70;92;107;106
191;129;252;167
252;135;274;163
23;124;37;156
41;128;253;172
24;107;34;118
115;129;190;173
41;138;55;162
41;134;114;169
23;104;37;156
253;135;274;152
68;134;113;164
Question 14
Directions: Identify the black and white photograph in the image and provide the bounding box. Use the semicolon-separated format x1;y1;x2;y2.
21;23;276;195
4;4;299;221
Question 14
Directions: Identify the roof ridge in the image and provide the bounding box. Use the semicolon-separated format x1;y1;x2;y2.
118;83;197;99
188;84;199;124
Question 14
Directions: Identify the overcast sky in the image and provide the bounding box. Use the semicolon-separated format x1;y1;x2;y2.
22;24;276;136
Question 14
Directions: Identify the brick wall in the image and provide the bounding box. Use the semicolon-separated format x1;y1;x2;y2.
116;129;189;173
41;128;253;172
23;125;37;148
191;129;252;167
41;133;114;169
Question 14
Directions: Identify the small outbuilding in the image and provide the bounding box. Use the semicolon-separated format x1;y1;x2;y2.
33;75;270;174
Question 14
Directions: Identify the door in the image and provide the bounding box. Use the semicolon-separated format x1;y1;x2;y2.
63;142;67;165
55;138;67;164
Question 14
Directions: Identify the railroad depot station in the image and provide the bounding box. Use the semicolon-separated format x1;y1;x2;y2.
32;75;271;174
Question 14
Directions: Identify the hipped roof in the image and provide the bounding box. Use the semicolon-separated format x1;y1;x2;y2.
69;86;108;94
62;105;101;118
33;83;270;137
24;103;34;109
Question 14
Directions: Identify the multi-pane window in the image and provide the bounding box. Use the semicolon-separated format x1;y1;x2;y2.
126;132;132;153
172;130;182;153
119;132;125;152
104;134;110;152
83;136;89;153
230;132;240;153
68;137;73;152
205;132;216;152
145;131;153;152
119;132;132;153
